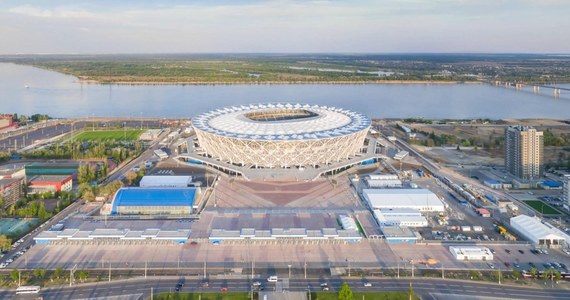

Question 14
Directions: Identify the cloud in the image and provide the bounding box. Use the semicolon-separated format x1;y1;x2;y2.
0;0;569;53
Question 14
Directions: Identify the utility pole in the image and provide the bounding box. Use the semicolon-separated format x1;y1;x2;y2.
441;263;444;279
145;261;147;279
203;260;207;278
108;261;111;282
304;258;307;279
397;262;400;278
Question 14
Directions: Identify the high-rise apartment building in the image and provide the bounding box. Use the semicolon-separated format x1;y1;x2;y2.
504;126;543;180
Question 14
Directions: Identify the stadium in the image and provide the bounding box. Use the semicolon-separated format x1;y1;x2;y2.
191;103;371;168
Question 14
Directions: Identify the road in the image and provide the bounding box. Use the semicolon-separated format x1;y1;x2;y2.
1;277;568;299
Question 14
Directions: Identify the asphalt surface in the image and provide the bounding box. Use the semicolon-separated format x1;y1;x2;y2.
1;277;569;300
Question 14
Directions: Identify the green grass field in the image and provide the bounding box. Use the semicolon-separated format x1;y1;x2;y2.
72;130;143;142
155;293;250;300
522;200;562;215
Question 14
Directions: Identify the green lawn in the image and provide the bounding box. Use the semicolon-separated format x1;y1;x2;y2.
312;292;419;300
72;129;143;142
154;293;251;300
522;200;562;215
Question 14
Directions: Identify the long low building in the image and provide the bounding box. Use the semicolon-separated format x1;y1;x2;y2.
139;175;193;188
373;209;428;227
449;246;493;261
510;215;570;247
110;187;198;215
27;175;73;193
209;228;361;243
380;226;419;244
34;228;191;244
362;188;446;212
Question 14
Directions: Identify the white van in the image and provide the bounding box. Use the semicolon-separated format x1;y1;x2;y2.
267;275;278;282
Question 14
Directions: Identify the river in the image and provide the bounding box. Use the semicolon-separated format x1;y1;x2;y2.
1;63;569;119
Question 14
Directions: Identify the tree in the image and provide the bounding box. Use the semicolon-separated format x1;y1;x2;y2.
78;270;88;283
39;268;47;279
0;235;12;251
125;171;138;186
338;283;353;300
33;269;41;279
512;269;522;280
54;267;64;279
10;269;19;282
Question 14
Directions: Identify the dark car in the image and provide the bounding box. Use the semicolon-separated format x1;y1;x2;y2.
505;249;511;254
201;281;210;288
518;249;524;254
529;262;536;268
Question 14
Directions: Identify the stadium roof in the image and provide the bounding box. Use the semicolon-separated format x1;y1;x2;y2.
111;188;196;211
192;103;370;141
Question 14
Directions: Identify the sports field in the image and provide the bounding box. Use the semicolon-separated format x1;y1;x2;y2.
72;130;143;142
0;218;39;236
522;200;562;215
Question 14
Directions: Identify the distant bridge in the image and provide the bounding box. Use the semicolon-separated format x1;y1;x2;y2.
487;80;568;95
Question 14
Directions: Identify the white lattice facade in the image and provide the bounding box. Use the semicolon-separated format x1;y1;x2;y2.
192;103;370;168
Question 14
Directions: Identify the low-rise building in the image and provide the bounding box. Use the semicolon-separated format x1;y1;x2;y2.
449;246;493;261
27;175;73;193
381;226;419;243
363;189;446;212
510;215;570;247
110;187;199;215
139;175;193;188
539;181;562;190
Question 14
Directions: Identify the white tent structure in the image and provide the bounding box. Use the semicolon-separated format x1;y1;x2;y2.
510;215;569;247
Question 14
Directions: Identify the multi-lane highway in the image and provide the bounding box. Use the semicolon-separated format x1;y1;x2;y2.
1;277;569;299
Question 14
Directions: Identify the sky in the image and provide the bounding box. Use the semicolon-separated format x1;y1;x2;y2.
0;0;569;54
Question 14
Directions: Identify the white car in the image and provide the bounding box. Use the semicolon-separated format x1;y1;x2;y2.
267;276;278;282
363;282;372;287
252;281;261;286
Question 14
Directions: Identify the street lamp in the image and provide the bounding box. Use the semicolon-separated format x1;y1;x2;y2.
288;264;292;278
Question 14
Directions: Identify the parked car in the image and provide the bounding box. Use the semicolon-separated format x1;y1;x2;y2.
363;282;372;287
267;276;278;282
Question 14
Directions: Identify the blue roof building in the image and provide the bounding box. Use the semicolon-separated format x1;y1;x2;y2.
110;187;197;215
540;181;562;190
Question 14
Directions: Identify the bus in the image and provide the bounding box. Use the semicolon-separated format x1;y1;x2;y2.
16;285;41;294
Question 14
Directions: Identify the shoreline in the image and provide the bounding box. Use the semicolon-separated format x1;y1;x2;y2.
77;78;482;86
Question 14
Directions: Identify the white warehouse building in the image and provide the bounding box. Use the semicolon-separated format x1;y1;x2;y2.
373;210;428;227
139;176;193;188
449;246;493;261
362;189;446;212
510;215;569;247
